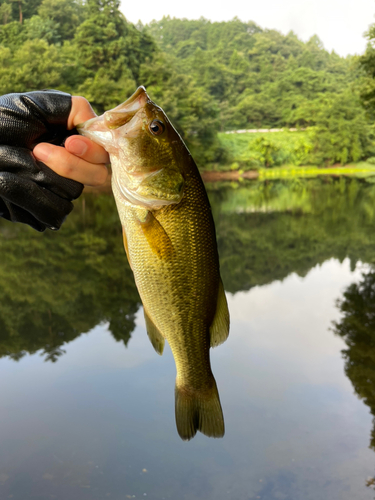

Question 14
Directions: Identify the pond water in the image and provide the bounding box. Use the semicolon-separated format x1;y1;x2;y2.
1;177;375;499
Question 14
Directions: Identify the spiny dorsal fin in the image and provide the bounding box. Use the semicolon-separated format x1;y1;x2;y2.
144;309;165;355
209;279;230;348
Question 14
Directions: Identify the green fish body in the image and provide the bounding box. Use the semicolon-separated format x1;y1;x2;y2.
78;87;229;440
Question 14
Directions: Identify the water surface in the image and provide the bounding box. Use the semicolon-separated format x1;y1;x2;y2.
1;177;375;499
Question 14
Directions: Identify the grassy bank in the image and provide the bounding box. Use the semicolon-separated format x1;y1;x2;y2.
216;129;375;172
218;129;315;170
258;163;375;180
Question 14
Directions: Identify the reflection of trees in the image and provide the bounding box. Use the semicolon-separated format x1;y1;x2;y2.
333;268;375;449
5;176;375;362
0;193;141;362
208;177;375;293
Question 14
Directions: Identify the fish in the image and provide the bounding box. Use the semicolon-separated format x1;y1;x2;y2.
77;87;230;440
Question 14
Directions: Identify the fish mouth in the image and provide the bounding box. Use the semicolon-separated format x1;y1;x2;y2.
104;86;150;129
77;86;151;148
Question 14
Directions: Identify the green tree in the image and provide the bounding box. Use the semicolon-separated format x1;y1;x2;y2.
146;16;360;144
139;52;225;165
67;0;156;113
0;12;369;168
359;23;375;126
310;90;374;165
0;39;65;93
73;0;155;82
10;0;43;23
24;15;60;44
38;0;85;40
0;19;25;45
0;2;12;24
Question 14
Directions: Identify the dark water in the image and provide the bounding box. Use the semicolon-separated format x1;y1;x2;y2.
1;177;375;499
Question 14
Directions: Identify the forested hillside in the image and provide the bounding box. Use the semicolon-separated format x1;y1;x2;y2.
0;0;374;166
147;18;355;128
147;17;374;166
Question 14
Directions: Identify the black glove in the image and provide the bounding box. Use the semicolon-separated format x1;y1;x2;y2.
0;90;84;232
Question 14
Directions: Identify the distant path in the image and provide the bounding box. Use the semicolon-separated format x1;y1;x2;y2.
224;128;303;134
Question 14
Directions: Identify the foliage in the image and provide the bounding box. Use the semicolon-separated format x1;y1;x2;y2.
147;17;355;130
219;130;314;169
258;163;375;180
0;39;66;94
0;6;372;167
359;24;375;120
309;90;375;165
10;0;43;23
139;52;225;164
147;17;370;166
0;2;11;24
37;0;85;40
24;15;61;43
0;0;227;165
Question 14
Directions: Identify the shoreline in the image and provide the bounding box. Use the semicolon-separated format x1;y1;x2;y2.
83;169;260;194
83;165;375;194
200;170;259;182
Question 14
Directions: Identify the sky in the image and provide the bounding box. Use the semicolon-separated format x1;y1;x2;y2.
120;0;375;57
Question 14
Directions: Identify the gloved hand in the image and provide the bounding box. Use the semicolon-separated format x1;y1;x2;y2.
0;90;84;232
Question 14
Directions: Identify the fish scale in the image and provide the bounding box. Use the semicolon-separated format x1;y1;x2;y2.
78;86;230;440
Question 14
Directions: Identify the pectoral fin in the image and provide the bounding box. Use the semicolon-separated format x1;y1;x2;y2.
134;208;173;259
144;309;165;355
209;279;230;348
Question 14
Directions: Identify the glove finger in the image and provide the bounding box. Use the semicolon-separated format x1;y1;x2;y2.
0;91;72;149
0;171;74;230
2;200;46;232
0;146;83;200
37;160;84;200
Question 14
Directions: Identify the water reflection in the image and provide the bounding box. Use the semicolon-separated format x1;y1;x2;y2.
1;176;375;498
3;176;375;360
209;177;375;292
333;267;375;450
0;194;141;362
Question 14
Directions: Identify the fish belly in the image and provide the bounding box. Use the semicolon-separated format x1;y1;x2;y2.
114;171;225;440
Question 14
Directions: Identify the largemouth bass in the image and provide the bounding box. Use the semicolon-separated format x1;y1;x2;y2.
78;87;230;440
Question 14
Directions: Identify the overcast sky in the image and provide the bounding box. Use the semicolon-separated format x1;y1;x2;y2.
121;0;375;57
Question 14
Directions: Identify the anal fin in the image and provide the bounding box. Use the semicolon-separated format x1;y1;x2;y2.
144;309;165;355
209;279;230;348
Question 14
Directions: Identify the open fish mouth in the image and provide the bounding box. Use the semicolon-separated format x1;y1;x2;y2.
77;87;185;210
104;86;150;129
76;87;152;148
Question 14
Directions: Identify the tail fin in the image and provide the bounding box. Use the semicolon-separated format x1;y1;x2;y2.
175;379;225;441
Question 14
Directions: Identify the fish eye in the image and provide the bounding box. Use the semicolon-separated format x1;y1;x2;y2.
149;120;165;136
